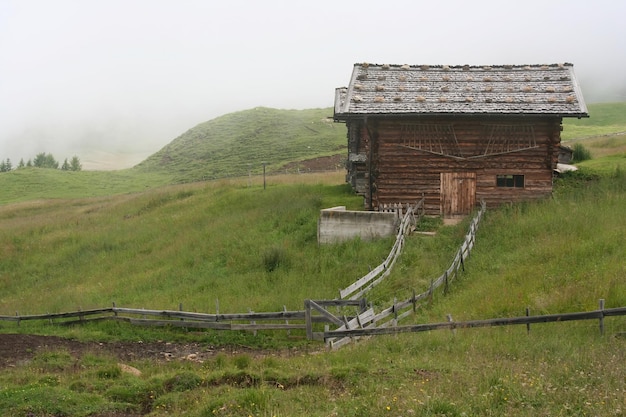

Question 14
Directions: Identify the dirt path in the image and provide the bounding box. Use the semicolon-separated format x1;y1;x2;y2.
0;334;277;368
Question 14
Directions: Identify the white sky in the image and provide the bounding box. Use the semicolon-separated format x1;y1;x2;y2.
1;0;625;169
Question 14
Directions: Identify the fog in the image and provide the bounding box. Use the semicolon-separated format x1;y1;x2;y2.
1;0;625;169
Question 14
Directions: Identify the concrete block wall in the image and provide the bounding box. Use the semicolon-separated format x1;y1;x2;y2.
317;206;399;244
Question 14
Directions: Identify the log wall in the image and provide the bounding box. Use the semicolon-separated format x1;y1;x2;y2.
345;115;562;214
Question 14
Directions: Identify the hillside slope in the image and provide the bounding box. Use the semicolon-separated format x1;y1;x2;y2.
562;101;626;139
135;107;346;182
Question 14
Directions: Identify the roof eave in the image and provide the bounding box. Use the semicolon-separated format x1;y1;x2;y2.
334;111;589;121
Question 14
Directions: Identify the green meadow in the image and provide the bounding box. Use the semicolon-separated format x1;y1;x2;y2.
0;103;624;416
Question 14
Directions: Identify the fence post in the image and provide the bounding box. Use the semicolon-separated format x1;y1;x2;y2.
304;300;313;340
428;279;434;305
16;311;19;327
599;299;605;336
460;250;465;272
412;289;417;313
249;308;257;336
113;302;118;317
283;305;291;336
393;297;398;321
526;307;531;335
447;314;456;336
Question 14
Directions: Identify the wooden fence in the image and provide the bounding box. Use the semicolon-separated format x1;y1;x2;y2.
325;200;487;348
338;199;425;300
323;301;626;340
0;304;335;332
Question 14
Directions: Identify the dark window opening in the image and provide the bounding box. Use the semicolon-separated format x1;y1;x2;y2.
496;174;525;188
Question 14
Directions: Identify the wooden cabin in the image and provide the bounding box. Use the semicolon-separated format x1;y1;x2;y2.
334;63;588;216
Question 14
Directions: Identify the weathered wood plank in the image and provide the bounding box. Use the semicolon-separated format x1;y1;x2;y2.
0;308;113;322
325;307;626;339
347;115;562;213
308;300;344;326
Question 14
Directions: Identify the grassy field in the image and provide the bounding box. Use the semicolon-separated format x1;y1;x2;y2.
562;101;626;140
1;167;625;416
0;172;375;315
0;103;625;416
0;168;175;205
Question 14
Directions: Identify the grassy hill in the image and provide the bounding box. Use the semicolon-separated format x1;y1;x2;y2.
0;103;624;416
0;166;624;416
135;107;345;182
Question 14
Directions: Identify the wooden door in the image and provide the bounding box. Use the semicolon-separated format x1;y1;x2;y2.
440;172;476;216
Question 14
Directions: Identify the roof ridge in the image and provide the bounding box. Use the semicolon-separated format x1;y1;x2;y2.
354;63;574;70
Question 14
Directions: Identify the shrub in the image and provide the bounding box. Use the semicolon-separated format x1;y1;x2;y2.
572;142;592;162
262;246;288;272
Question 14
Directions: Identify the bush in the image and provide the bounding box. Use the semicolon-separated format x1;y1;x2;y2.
571;143;592;162
262;246;288;272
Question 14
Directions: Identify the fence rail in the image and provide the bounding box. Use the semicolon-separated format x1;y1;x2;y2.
339;198;424;300
324;304;626;339
0;302;365;333
326;200;487;348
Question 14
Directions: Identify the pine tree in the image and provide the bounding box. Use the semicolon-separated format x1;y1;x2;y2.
0;158;12;172
33;153;59;169
69;155;82;171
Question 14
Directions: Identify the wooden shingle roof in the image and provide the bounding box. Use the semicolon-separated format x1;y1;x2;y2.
334;63;588;120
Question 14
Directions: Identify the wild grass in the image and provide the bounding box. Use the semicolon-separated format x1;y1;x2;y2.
417;168;626;322
0;174;373;316
0;104;625;416
1;164;624;416
0;324;623;416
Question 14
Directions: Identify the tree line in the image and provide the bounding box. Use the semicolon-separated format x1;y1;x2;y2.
0;153;82;172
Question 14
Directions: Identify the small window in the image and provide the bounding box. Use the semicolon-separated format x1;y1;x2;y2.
496;174;524;188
